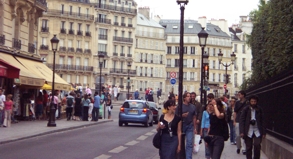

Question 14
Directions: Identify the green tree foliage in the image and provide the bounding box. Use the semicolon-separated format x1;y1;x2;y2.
247;0;293;86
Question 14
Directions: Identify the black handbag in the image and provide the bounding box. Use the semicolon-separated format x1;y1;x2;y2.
152;129;162;149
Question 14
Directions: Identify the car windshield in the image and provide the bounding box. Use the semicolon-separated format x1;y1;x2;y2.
148;102;157;108
123;101;145;109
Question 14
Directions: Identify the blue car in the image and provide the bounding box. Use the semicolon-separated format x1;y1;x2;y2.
119;100;153;127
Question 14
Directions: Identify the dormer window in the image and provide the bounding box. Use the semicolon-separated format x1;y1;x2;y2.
173;25;178;29
188;25;193;28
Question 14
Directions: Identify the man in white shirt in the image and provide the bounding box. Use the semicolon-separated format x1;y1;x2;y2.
240;95;266;159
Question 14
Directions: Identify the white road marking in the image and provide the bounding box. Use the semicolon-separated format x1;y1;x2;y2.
145;132;154;136
151;129;157;132
125;140;140;146
108;146;128;153
137;135;148;140
94;154;111;159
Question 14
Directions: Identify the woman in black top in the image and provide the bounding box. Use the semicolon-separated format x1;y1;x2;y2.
207;99;226;159
156;99;182;159
74;93;82;121
105;94;112;119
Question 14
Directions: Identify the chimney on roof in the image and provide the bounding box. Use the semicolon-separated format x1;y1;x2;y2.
138;7;150;20
240;16;248;22
198;16;207;28
153;15;161;23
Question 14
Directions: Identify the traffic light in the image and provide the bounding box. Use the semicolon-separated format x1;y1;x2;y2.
204;65;209;79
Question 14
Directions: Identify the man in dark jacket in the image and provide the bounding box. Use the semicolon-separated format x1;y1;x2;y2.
240;95;266;159
156;88;161;103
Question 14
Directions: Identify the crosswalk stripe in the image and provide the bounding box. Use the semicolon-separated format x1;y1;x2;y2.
94;154;111;159
108;146;128;153
125;140;140;146
137;135;148;140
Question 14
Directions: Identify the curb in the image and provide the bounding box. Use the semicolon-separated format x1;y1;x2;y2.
0;120;113;145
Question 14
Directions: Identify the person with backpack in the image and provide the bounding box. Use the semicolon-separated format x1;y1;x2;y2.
240;95;266;159
204;99;228;159
66;93;75;121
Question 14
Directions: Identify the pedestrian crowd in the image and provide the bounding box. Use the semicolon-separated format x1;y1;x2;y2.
0;85;116;128
155;90;266;159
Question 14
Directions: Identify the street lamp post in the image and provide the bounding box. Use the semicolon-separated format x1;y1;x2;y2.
98;53;104;118
218;50;236;95
127;62;132;100
177;0;188;158
47;35;59;127
198;27;209;106
202;51;209;106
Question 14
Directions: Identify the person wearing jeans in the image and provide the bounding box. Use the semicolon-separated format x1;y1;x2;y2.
207;99;226;159
201;103;212;159
227;98;236;144
176;92;197;159
92;92;100;122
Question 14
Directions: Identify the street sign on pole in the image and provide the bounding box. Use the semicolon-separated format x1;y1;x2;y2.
170;72;176;78
224;84;227;89
170;78;176;85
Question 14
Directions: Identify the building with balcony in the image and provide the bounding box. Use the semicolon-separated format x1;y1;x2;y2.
92;0;137;91
160;17;232;97
228;16;253;96
0;0;70;118
133;8;166;96
38;0;96;88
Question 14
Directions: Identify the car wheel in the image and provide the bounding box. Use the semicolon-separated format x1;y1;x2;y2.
125;123;128;126
119;121;123;126
144;119;149;127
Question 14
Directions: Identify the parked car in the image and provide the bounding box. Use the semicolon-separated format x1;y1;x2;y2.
119;100;153;127
148;102;161;124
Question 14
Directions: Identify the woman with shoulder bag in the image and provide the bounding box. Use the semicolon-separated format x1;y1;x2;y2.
3;94;13;127
157;99;182;159
205;99;226;159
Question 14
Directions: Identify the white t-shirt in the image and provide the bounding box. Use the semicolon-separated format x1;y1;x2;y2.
0;94;6;102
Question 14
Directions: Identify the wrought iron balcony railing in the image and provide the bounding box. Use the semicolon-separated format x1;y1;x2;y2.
114;22;119;26
28;43;35;53
68;29;75;35
40;44;49;50
12;38;21;50
41;27;49;32
127;54;132;57
94;3;137;14
109;68;136;75
60;28;66;34
85;31;91;37
47;64;94;72
68;47;75;52
84;49;91;54
95;18;111;24
77;30;83;36
76;48;83;53
120;53;125;57
98;51;107;56
128;24;133;27
113;36;133;43
46;9;94;21
113;52;118;56
59;46;66;52
98;34;107;40
121;23;126;26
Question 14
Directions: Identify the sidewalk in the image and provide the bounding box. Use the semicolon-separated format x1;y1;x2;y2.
152;141;269;159
0;119;113;144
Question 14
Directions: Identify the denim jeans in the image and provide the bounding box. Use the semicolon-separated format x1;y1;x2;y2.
229;120;236;143
92;107;99;121
203;128;211;158
183;123;194;159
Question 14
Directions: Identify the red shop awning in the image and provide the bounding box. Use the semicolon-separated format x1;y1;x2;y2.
0;59;20;78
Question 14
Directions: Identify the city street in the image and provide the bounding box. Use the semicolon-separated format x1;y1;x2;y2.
0;102;268;159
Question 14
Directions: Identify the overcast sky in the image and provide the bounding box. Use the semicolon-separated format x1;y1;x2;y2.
137;0;260;26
